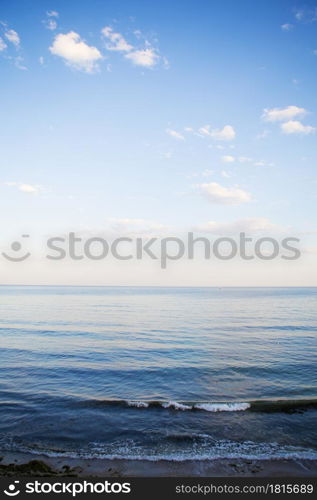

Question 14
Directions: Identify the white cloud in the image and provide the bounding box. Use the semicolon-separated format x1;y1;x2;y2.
281;23;293;31
198;182;251;205
4;29;20;47
0;36;7;51
198;124;236;141
262;105;307;122
221;155;235;163
194;217;276;234
19;184;40;194
101;26;133;52
39;56;44;65
281;120;316;135
49;32;102;73
5;182;40;194
125;47;159;67
166;128;185;140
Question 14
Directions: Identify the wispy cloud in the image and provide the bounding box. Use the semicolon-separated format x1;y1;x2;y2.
0;36;7;51
0;23;26;69
43;10;59;31
281;23;293;31
101;26;133;52
101;25;162;68
166;128;185;140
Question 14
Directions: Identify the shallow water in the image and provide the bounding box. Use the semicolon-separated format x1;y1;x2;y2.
0;286;316;460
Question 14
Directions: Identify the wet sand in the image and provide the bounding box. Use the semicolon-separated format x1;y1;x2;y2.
1;452;317;477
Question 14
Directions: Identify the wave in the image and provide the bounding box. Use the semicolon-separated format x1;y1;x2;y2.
82;397;317;413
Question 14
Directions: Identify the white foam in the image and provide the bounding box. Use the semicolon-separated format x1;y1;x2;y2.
127;401;149;408
162;401;193;411
19;444;317;462
6;436;317;462
195;402;250;412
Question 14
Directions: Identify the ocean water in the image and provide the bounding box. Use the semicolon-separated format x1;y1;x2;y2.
0;286;317;462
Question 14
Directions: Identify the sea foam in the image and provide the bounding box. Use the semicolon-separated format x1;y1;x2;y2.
195;402;250;412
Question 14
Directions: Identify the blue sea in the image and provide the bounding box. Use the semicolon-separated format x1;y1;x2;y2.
0;286;317;462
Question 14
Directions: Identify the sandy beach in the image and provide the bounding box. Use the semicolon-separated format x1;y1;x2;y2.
1;452;317;477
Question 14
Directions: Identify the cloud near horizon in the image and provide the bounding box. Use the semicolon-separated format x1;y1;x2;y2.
198;182;251;205
193;217;279;235
221;155;235;163
5;182;41;194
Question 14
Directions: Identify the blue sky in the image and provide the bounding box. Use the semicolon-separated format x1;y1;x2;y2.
1;0;317;285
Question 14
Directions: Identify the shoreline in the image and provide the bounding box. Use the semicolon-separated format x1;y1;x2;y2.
1;452;317;477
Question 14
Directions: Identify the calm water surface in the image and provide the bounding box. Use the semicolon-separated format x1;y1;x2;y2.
0;286;316;460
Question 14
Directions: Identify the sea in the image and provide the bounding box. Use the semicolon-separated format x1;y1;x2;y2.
0;286;317;462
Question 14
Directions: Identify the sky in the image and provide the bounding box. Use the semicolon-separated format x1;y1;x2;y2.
0;0;317;286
